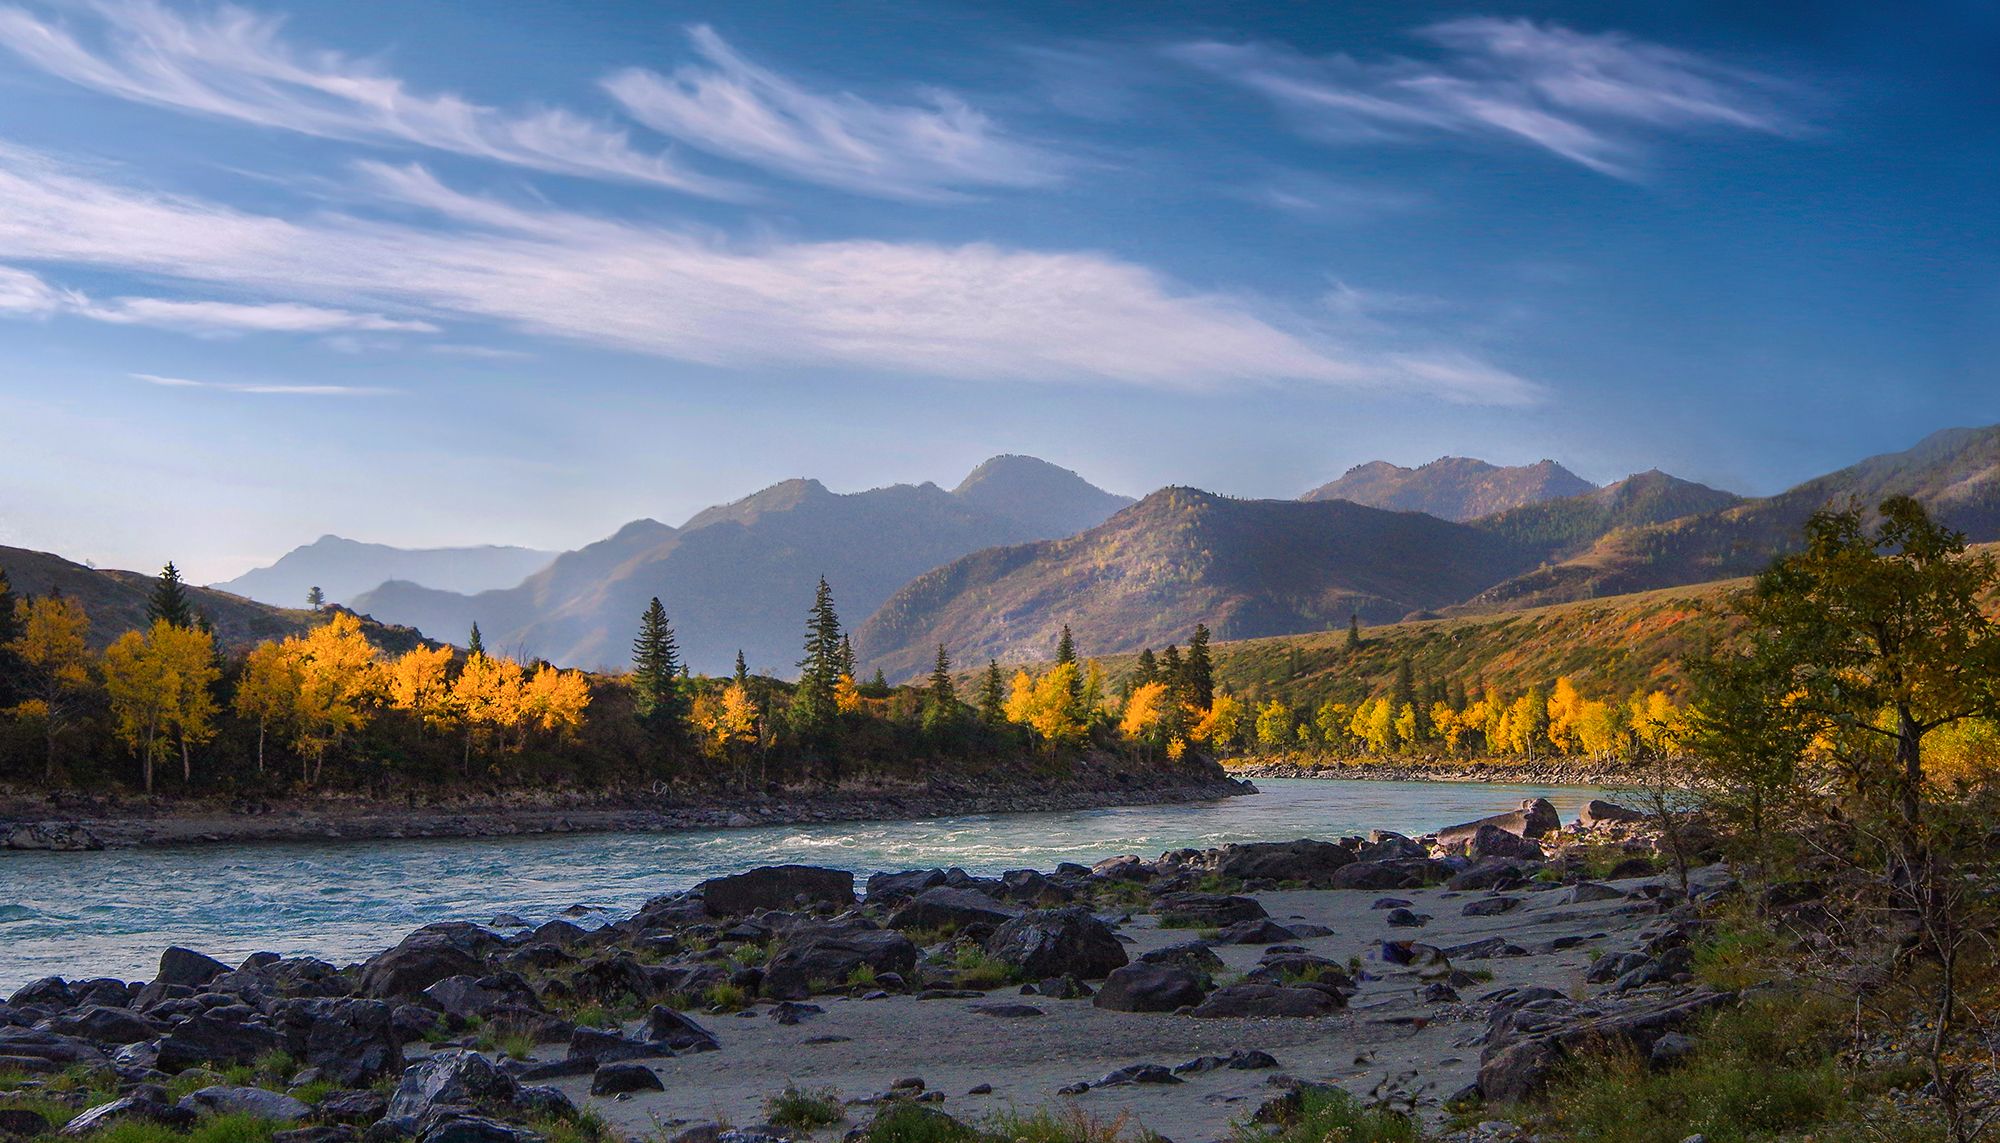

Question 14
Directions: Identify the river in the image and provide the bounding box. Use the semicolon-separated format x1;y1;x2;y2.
0;778;1601;991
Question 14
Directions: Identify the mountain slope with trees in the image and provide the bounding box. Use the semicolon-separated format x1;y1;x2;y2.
1302;456;1595;519
1463;425;2000;611
854;488;1550;680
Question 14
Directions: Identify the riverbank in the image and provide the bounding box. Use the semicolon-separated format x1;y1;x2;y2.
1223;753;1661;787
0;791;1701;1142
0;763;1253;850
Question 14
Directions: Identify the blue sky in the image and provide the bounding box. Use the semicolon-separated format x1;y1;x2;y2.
0;0;1994;582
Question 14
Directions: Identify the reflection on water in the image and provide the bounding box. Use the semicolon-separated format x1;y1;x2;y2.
0;777;1598;990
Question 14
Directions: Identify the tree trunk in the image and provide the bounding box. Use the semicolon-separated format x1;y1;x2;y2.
255;721;265;774
181;737;191;783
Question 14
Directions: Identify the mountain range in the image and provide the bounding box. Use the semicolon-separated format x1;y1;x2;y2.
346;456;1134;673
212;536;559;607
12;426;1994;681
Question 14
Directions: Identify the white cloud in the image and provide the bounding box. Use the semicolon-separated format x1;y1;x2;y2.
1174;18;1802;179
0;0;741;197
133;372;392;395
0;145;1540;404
603;25;1065;200
0;260;437;335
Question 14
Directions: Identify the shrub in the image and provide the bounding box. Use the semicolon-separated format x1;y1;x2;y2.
1235;1086;1417;1143
859;1104;979;1143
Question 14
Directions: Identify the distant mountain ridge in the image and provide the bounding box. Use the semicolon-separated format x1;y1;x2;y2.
350;456;1135;674
213;536;558;607
1304;457;1595;520
0;545;431;654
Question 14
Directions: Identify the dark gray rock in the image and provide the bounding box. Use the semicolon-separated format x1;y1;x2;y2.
156;948;231;989
1567;883;1626;905
864;869;948;903
1095;1064;1180;1087
1210;840;1356;886
644;1006;720;1052
1189;984;1341;1018
1152;893;1266;928
1462;896;1524;917
590;1063;663;1096
1092;965;1206;1013
1477;989;1735;1102
1437;798;1561;849
411;1113;543;1143
422;975;543;1021
360;926;500;1000
762;926;916;1000
38;1006;160;1045
156;1011;285;1073
1384;909;1430;928
984;908;1127;981
314;1089;390;1126
271;998;402;1087
0;1109;53;1138
384;1050;519;1130
1468;825;1545;862
1136;942;1224;978
1328;859;1437;891
1212;919;1297;945
178;1086;312;1123
698;866;854;917
886;888;1022;933
60;1087;194;1136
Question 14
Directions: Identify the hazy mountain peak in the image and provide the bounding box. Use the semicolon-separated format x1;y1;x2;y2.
213;535;560;607
953;454;1135;537
1303;455;1595;521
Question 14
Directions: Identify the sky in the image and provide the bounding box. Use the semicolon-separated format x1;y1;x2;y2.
0;0;1995;582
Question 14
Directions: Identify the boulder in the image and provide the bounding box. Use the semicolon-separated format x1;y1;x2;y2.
156;947;231;989
156;1010;285;1072
1189;984;1341;1019
1447;860;1533;892
270;998;402;1086
422;975;543;1021
1566;883;1625;905
1210;840;1356;886
886;888;1022;933
3;823;103;851
589;1063;663;1096
384;1050;519;1130
360;926;500;1000
59;1087;194;1136
178;1086;312;1123
1094;1064;1180;1087
1092;965;1207;1013
1575;800;1646;829
762;926;916;1000
1212;919;1297;945
1328;859;1437;891
1136;942;1224;978
412;1113;544;1143
1462;896;1524;917
1477;989;1735;1102
314;1089;390;1126
643;1006;720;1052
863;870;947;903
0;1109;52;1137
7;978;75;1011
1152;893;1267;928
1437;798;1561;849
38;1006;161;1045
984;909;1127;981
698;866;854;917
1357;833;1428;862
1468;824;1545;862
274;1129;355;1143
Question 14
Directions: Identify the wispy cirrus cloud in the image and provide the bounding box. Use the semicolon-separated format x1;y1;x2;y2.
1173;18;1805;179
133;372;392;395
0;262;437;335
0;144;1540;403
603;25;1066;201
0;0;742;197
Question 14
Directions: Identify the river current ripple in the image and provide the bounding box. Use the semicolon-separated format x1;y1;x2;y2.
0;778;1600;990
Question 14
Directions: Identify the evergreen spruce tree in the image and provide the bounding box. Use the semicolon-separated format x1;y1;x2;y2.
922;645;958;733
1392;658;1417;714
733;650;749;688
1134;648;1158;686
1159;644;1186;708
467;623;485;656
1055;625;1077;667
147;562;196;628
1346;614;1362;650
1186;624;1215;710
1054;625;1083;705
839;634;858;679
307;585;325;611
976;660;1006;726
631;597;687;736
791;577;843;736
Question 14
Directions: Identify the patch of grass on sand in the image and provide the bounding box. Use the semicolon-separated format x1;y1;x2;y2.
987;1105;1162;1143
763;1086;845;1131
1234;1087;1418;1143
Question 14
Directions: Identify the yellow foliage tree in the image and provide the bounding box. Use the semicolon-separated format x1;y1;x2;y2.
234;640;301;774
290;612;384;783
1005;663;1089;751
834;672;864;715
521;664;591;737
1192;693;1244;753
450;650;522;771
1254;699;1294;752
8;594;93;780
101;620;218;791
1118;680;1170;741
387;645;455;733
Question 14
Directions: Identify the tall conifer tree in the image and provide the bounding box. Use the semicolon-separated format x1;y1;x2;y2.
1186;624;1215;711
467;624;484;656
147;562;195;629
631;597;687;736
792;577;843;735
977;660;1006;726
923;645;958;733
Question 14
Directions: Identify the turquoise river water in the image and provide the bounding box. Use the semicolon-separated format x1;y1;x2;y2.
0;778;1600;991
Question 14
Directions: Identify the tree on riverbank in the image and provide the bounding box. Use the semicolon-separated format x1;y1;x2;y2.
631;597;687;741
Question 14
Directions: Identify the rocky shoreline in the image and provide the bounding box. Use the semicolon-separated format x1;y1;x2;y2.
0;793;1738;1142
0;769;1254;851
1223;754;1659;787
